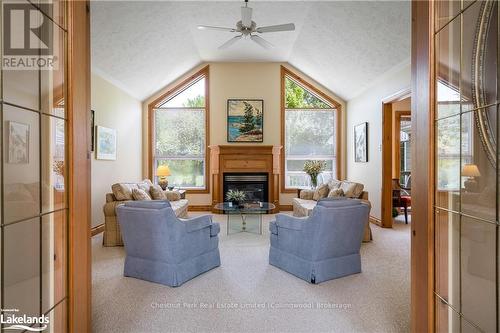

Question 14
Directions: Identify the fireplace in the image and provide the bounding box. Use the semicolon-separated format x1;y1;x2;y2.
209;145;281;213
223;173;268;203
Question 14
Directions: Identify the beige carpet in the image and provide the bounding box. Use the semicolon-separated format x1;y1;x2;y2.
92;213;410;333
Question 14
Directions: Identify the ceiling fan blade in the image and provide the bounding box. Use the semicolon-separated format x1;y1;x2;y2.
218;35;242;50
256;23;295;33
198;25;237;32
250;35;274;49
241;6;253;28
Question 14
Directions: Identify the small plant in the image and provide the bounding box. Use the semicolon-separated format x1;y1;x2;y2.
303;160;326;188
226;189;246;204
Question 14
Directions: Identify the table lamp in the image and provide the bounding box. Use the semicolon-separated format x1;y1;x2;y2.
462;164;480;192
156;165;171;190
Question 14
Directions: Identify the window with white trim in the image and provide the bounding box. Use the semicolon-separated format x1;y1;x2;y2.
152;74;207;189
284;75;337;189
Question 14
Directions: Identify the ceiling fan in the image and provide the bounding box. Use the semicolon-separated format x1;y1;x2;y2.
197;0;295;50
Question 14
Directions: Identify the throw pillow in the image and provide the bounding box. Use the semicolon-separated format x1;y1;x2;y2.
299;189;315;200
149;185;167;200
327;188;344;198
340;181;364;198
327;179;342;191
132;188;152;201
313;184;329;201
165;191;181;201
137;179;154;192
111;183;138;201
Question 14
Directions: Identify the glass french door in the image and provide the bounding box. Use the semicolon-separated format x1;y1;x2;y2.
434;0;498;331
1;1;68;331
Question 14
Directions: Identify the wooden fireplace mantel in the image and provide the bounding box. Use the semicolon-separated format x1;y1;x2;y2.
209;145;282;213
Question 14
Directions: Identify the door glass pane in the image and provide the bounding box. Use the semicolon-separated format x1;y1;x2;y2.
436;18;461;119
2;3;40;111
3;218;40;317
42;211;67;313
3;105;40;224
435;297;461;333
41;115;67;213
45;299;67;333
435;209;460;309
460;108;497;222
41;23;66;118
461;1;498;111
435;0;461;32
436;116;461;211
461;217;496;332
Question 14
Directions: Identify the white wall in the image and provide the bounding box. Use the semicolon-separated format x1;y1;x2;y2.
91;73;142;227
346;62;411;220
143;62;346;206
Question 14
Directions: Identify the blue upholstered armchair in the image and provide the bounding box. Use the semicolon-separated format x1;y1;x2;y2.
269;198;370;284
116;200;221;287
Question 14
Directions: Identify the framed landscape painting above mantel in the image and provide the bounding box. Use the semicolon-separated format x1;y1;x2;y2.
227;99;263;142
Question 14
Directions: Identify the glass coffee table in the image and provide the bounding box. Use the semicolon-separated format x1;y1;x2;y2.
213;202;276;235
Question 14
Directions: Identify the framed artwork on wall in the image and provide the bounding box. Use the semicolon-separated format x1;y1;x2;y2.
7;121;30;164
90;109;95;152
96;126;117;160
354;122;368;163
227;99;263;142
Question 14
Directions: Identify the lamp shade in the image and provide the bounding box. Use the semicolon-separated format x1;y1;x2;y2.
156;165;171;177
462;164;481;177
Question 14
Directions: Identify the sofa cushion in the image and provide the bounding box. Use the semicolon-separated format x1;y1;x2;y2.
132;188;152;201
112;183;139;201
313;184;329;201
327;188;344;198
340;181;364;198
150;185;167;200
327;179;342;190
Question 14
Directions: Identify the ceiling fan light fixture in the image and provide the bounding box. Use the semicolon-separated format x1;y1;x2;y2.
198;0;295;50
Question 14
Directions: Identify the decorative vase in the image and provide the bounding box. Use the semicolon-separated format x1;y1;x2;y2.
310;174;318;189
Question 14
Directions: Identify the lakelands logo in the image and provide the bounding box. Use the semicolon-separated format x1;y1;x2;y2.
1;309;49;332
2;1;56;70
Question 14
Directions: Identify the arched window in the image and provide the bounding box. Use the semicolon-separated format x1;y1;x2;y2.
281;66;341;191
149;66;209;191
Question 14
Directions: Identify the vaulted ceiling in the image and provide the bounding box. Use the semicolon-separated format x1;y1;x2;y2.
91;1;410;101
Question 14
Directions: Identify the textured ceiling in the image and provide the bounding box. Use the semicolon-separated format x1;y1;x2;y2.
91;1;410;101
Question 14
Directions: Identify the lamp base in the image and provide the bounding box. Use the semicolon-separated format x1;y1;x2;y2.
158;178;168;191
464;178;478;192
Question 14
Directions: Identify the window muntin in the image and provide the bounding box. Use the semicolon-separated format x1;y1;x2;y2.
153;76;207;189
284;76;337;189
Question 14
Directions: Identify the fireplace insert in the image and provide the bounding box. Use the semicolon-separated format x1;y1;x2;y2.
223;173;269;203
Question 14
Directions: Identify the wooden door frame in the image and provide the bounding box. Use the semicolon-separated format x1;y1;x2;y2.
381;89;411;228
67;1;92;332
411;0;434;332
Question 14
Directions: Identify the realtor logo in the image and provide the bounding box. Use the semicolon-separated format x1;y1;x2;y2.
1;308;49;332
2;1;55;70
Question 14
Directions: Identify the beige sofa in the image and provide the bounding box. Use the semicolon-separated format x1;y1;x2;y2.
103;180;189;247
292;179;373;242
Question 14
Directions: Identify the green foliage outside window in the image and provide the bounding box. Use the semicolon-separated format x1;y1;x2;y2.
285;77;331;109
